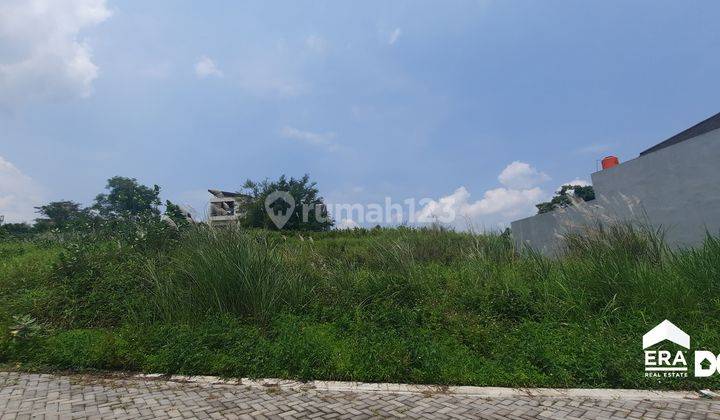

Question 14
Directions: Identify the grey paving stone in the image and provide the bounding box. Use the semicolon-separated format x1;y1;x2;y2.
0;372;717;419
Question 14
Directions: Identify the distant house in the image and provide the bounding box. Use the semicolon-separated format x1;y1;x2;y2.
207;189;252;227
511;112;720;255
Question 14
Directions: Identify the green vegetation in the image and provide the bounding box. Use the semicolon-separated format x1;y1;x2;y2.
33;201;88;231
536;184;596;214
240;174;333;231
0;175;717;389
92;176;162;218
1;219;719;390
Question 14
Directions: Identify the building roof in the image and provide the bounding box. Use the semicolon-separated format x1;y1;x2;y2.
208;189;250;199
640;111;720;156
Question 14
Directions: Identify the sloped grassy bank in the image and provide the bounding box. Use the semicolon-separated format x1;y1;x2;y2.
1;224;719;389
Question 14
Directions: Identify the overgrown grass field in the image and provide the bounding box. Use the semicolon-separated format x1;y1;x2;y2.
1;223;719;390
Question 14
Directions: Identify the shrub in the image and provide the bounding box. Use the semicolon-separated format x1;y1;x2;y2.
42;330;123;369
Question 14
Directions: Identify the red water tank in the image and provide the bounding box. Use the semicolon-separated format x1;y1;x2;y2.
601;155;620;170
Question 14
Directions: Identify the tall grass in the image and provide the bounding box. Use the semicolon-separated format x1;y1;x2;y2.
147;226;311;324
3;222;720;388
563;221;667;264
140;222;720;329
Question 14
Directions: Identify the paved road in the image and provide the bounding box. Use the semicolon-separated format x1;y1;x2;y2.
0;371;718;419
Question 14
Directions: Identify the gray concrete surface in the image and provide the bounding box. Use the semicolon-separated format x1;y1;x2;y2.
1;371;718;419
512;127;720;255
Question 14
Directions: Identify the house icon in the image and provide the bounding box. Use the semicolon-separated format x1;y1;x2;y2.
643;320;690;349
268;196;293;216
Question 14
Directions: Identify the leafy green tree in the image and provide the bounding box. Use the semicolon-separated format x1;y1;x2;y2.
164;200;192;227
34;200;86;230
240;174;333;231
93;176;161;218
0;222;33;237
536;185;595;214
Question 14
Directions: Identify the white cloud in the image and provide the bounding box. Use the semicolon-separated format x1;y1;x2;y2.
0;0;112;108
0;156;44;223
418;161;550;230
388;28;402;45
194;56;223;78
280;126;337;151
497;161;550;189
304;35;327;53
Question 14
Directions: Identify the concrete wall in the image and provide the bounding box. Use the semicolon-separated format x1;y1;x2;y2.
511;128;720;255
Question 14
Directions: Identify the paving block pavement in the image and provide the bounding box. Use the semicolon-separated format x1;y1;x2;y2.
0;371;719;419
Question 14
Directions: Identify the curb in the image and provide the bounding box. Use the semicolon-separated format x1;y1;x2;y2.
132;374;706;400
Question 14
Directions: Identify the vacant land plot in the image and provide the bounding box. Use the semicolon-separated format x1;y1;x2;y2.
1;223;719;390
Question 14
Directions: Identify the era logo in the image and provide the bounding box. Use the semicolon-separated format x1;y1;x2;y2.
642;320;690;377
644;350;687;370
643;320;720;378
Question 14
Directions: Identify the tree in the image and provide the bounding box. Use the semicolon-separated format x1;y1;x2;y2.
536;185;595;214
34;200;85;230
240;174;333;231
0;222;33;236
93;176;161;218
164;200;192;227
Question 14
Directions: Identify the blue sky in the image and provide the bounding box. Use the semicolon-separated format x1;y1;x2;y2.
1;0;719;228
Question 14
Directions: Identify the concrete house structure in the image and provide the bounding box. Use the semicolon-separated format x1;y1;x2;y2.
208;189;251;227
511;112;720;255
